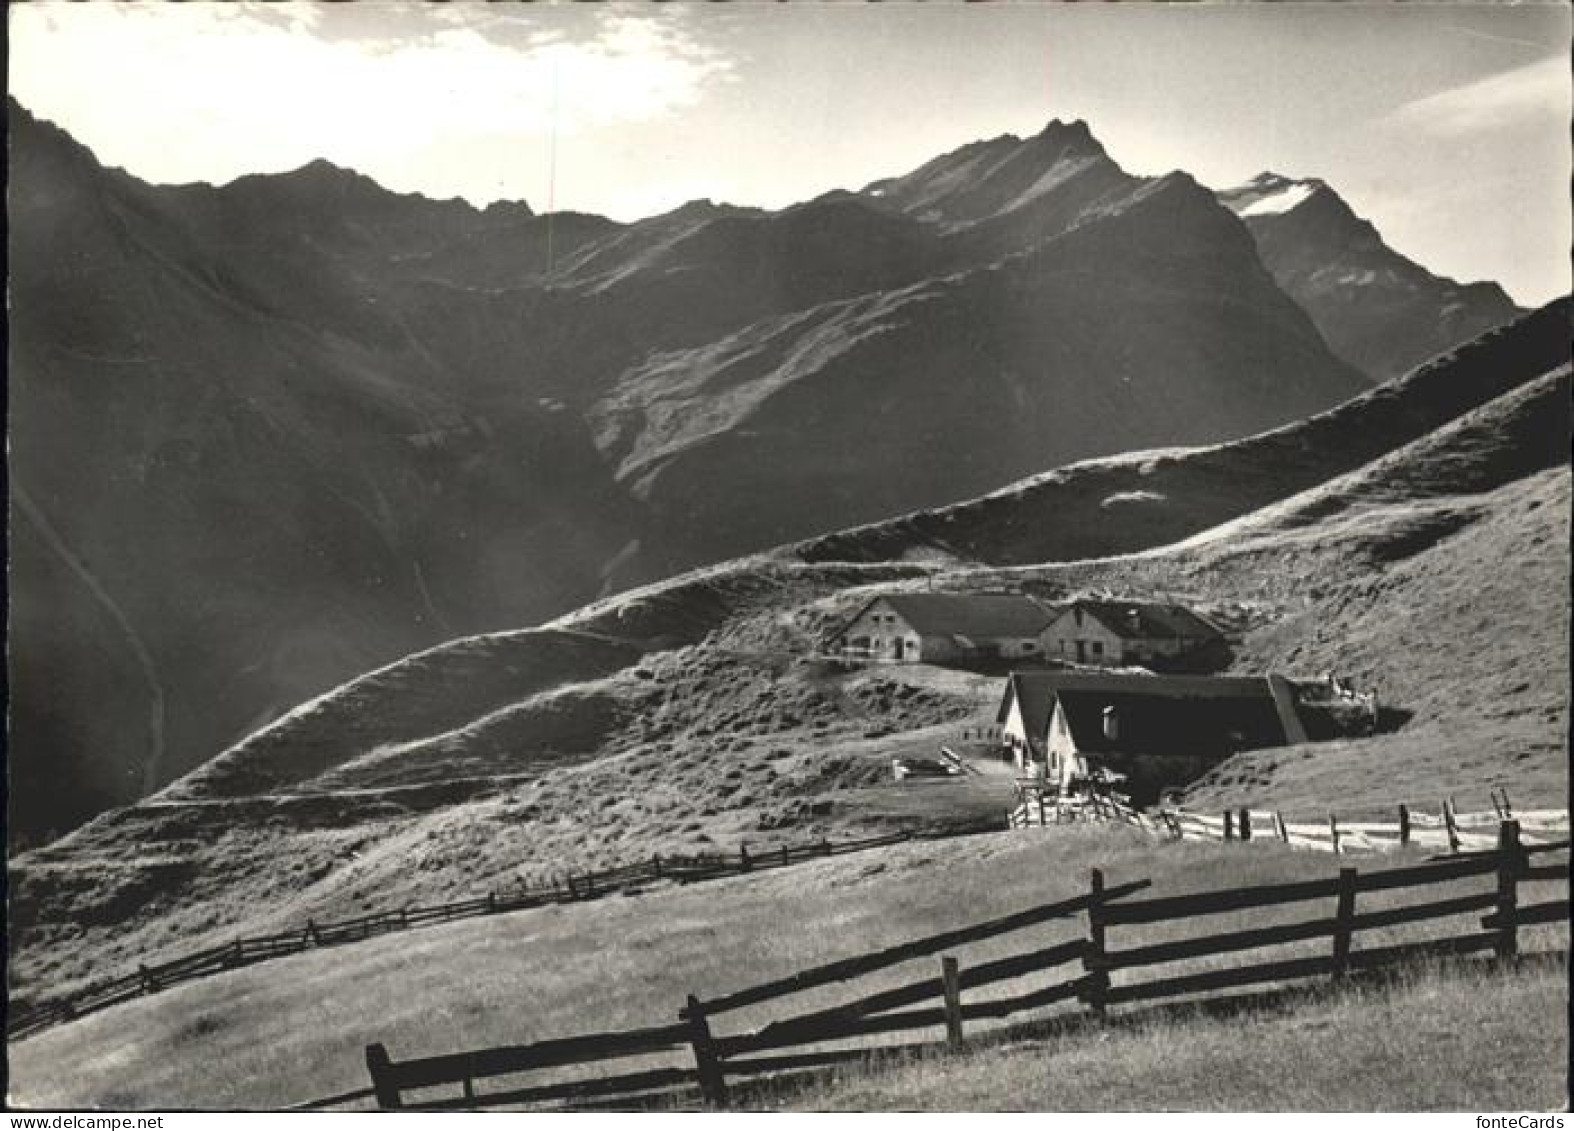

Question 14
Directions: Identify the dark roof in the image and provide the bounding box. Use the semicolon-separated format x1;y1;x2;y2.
1057;688;1286;759
833;593;1052;642
1054;600;1223;642
998;671;1296;755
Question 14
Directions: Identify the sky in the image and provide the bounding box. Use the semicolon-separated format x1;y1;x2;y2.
9;1;1571;305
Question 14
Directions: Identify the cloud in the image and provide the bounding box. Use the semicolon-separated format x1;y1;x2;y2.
1389;54;1569;136
8;2;734;202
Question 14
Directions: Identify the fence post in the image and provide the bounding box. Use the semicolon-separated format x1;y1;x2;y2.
1328;814;1341;856
138;964;156;995
1080;869;1109;1018
739;845;752;874
1443;798;1461;854
1498;789;1514;821
940;955;965;1052
1495;820;1523;960
1223;810;1234;842
1331;866;1357;979
1275;812;1289;844
306;920;319;946
683;995;729;1108
1398;804;1410;847
653;853;664;878
1239;808;1252;843
780;845;790;867
1037;789;1047;827
365;1043;402;1109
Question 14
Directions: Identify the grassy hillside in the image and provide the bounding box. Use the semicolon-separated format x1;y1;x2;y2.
780;957;1567;1111
972;370;1572;813
10;827;1566;1110
9;309;1567;1066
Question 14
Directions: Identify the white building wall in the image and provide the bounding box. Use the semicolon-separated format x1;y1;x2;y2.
1040;611;1127;665
1002;695;1036;774
1047;702;1086;790
837;599;920;662
1039;610;1204;667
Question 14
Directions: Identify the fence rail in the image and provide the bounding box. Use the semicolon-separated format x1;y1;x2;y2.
8;822;1001;1043
1006;782;1569;862
350;818;1566;1112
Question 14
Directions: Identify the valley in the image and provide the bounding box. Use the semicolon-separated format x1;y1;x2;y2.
6;13;1569;1109
13;97;1521;846
9;302;1568;1091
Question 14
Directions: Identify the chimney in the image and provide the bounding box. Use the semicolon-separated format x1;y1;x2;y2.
1102;705;1119;741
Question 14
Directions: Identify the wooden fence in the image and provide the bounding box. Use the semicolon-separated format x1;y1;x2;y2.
1157;795;1569;856
1007;781;1152;830
8;822;1000;1043
351;819;1567;1112
358;877;1149;1111
1007;781;1570;857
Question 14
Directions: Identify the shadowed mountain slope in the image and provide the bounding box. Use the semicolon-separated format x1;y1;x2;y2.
794;299;1568;568
1218;172;1523;381
597;171;1370;579
5;101;643;844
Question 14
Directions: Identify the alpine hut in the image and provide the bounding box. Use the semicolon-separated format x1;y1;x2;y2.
996;671;1310;804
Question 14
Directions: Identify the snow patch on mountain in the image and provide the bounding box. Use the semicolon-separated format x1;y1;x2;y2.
1238;182;1316;217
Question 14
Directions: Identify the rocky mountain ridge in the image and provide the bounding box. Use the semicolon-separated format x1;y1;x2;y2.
1218;171;1524;380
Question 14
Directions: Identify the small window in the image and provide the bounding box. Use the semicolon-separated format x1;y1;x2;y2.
1091;642;1104;656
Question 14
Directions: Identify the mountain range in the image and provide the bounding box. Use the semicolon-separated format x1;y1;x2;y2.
5;99;1525;845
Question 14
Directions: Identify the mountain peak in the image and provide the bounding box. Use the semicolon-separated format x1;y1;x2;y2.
1217;170;1524;380
481;197;536;220
1218;171;1335;219
283;157;379;188
256;158;535;216
1038;116;1093;139
242;157;389;203
1032;117;1107;157
1245;170;1324;190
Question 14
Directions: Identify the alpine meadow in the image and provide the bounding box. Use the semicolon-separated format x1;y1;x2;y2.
6;1;1570;1116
